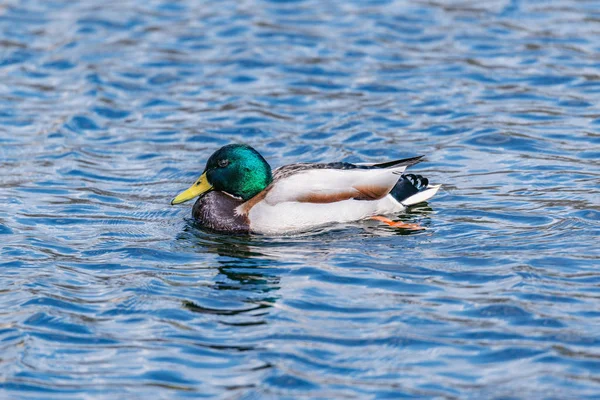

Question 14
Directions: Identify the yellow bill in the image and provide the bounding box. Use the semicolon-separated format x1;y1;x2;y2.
171;172;213;205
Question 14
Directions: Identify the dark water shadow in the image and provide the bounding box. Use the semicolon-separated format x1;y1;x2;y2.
176;220;284;316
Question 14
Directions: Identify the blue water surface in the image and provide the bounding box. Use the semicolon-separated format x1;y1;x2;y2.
1;0;600;398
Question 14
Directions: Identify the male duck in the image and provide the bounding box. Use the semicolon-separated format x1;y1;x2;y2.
171;144;440;234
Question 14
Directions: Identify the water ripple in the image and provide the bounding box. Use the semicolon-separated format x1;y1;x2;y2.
1;0;600;398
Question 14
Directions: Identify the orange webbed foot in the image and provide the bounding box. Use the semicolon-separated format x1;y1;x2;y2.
370;216;425;230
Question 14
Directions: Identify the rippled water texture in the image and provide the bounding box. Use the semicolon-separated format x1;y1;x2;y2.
1;0;600;398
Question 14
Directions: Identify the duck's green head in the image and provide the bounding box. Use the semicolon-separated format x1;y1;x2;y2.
171;144;273;205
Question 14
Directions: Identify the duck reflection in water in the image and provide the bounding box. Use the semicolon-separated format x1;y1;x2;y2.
177;222;281;320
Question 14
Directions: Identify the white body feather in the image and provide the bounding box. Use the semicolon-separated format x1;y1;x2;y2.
239;165;441;234
263;166;408;205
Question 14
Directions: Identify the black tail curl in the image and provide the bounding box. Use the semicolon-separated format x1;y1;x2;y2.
390;174;429;203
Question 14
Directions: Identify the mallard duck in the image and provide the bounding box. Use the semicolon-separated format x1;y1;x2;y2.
171;144;440;234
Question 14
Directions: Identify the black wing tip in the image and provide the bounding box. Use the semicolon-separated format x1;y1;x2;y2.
372;155;425;169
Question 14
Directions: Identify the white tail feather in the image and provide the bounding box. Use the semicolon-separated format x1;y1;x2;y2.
401;185;441;206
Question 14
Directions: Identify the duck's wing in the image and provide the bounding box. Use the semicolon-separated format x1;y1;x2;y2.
240;156;424;212
272;155;423;179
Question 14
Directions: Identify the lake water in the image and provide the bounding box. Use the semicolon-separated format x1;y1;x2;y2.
1;0;599;398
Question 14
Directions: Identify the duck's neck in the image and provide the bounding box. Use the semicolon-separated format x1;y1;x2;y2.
235;161;272;201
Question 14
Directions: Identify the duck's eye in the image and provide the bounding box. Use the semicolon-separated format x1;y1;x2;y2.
217;159;229;168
